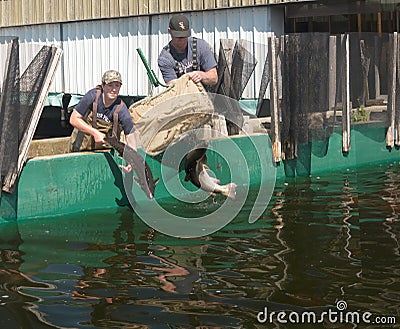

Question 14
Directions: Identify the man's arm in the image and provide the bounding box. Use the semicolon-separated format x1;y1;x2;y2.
70;109;105;143
188;67;217;86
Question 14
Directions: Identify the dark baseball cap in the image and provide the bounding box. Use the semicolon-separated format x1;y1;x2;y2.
169;14;191;37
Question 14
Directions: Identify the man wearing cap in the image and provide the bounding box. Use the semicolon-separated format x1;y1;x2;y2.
68;70;137;161
158;14;218;86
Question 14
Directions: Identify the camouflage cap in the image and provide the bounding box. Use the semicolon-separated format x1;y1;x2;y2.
102;70;122;85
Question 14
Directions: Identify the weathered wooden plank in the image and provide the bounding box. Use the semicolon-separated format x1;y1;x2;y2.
119;0;129;16
57;0;68;22
128;0;138;15
229;0;241;7
328;36;337;110
100;0;110;18
270;35;282;163
38;0;45;23
203;0;216;9
241;0;253;6
75;0;85;21
20;0;29;24
109;0;119;17
169;0;180;12
91;0;101;19
148;0;159;13
216;0;229;8
138;0;149;15
12;0;23;25
191;0;203;10
44;0;52;22
65;0;74;21
158;0;170;12
51;0;58;22
342;34;351;153
396;33;400;146
82;0;92;19
386;32;397;148
181;0;193;10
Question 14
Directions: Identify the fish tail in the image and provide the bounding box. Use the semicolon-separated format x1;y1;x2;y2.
221;183;237;199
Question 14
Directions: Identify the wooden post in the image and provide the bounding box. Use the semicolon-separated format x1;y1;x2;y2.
374;36;381;99
269;33;281;163
342;34;351;153
386;32;397;149
378;12;382;34
328;36;337;110
360;39;370;104
396;33;400;146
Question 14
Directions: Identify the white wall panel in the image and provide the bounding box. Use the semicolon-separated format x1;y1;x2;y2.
61;16;151;96
0;6;284;99
0;24;63;93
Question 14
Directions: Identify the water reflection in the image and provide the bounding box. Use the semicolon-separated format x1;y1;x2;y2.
0;163;399;327
0;222;59;328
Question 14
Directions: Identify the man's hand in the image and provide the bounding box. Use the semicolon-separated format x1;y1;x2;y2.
188;71;203;84
93;130;106;143
119;164;133;173
188;68;218;86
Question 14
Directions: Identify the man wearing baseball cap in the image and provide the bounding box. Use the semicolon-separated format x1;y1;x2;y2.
69;69;137;169
158;14;217;86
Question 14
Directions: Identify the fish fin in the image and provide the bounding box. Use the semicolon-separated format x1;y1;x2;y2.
221;183;237;199
155;178;160;184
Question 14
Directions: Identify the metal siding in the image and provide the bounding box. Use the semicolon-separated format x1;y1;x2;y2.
61;17;150;96
0;6;283;99
0;24;63;93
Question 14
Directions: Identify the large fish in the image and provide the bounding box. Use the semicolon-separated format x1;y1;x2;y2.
104;136;158;199
184;146;237;199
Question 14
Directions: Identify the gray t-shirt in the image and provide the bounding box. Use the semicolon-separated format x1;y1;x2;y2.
158;37;217;83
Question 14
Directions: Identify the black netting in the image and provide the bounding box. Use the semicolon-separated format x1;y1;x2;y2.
211;39;257;135
229;39;257;100
19;46;54;142
257;32;393;162
1;39;59;193
209;39;233;96
280;33;331;160
0;37;20;193
256;43;271;117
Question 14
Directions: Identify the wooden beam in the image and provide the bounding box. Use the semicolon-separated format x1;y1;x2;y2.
377;12;382;34
342;34;351;153
269;34;281;163
387;32;397;148
328;36;337;110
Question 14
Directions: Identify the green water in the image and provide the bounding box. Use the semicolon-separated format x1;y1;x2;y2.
1;162;400;328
